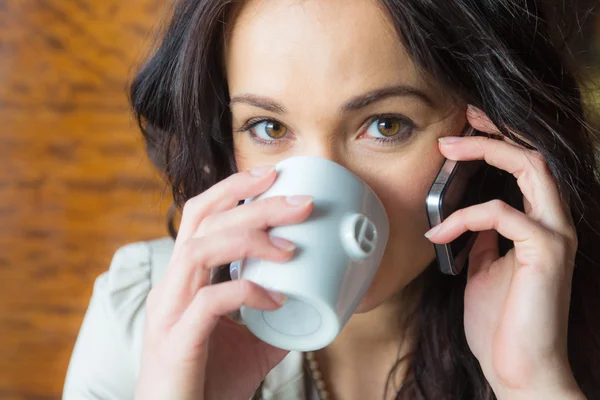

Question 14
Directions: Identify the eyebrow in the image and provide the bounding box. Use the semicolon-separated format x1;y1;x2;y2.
229;85;434;114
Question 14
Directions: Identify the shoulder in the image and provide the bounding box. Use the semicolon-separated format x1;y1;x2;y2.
102;237;175;344
107;237;174;289
63;238;174;399
99;237;174;317
109;237;175;276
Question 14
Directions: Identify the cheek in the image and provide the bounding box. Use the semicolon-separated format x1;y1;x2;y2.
354;144;444;312
233;138;268;173
385;163;436;230
233;136;256;172
234;136;290;172
373;142;444;239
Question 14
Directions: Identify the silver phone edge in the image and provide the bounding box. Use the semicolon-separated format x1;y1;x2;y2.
425;125;475;275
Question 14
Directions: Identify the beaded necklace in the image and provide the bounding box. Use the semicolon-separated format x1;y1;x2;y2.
304;351;331;400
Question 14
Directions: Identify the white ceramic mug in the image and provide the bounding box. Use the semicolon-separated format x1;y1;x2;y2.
231;156;389;351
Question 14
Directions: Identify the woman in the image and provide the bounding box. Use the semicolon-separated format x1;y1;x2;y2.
63;0;600;399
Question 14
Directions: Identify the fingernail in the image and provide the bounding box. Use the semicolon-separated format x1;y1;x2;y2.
286;195;313;207
250;165;275;177
270;236;296;251
267;290;287;305
424;225;442;238
438;136;463;144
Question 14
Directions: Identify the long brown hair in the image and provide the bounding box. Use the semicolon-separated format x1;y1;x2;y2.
130;0;600;398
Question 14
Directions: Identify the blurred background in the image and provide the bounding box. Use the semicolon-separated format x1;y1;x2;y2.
0;1;598;399
0;1;170;399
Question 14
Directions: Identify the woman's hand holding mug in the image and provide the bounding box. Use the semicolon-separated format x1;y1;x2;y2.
135;166;314;400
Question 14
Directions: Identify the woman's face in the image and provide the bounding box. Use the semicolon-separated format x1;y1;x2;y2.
226;0;466;312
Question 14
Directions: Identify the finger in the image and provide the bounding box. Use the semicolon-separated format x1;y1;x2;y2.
195;195;314;238
467;230;499;280
465;106;571;232
425;199;544;245
438;135;570;234
173;279;286;349
157;229;295;322
427;200;575;274
175;166;277;251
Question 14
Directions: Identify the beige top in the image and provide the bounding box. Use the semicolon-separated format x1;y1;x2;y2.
63;238;318;400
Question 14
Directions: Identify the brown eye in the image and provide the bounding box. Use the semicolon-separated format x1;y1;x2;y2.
377;118;401;137
363;116;416;144
265;121;287;139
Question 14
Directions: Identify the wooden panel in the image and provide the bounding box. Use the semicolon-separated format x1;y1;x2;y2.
0;1;170;399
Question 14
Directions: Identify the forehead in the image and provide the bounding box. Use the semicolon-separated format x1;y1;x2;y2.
225;0;429;100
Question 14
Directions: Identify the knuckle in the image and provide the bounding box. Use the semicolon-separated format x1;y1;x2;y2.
271;196;290;209
474;135;489;146
258;196;285;213
179;239;198;260
178;238;208;267
250;201;273;223
182;197;202;219
452;206;467;221
489;199;509;214
516;230;553;270
241;228;254;244
193;287;211;311
237;229;259;256
525;150;550;173
529;228;571;267
221;175;239;194
528;150;545;163
236;279;256;298
556;228;578;260
197;213;216;234
565;228;579;249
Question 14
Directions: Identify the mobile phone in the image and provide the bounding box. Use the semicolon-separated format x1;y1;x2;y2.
426;126;482;275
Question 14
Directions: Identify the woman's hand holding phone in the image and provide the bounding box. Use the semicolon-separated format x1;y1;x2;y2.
134;167;314;400
425;106;585;400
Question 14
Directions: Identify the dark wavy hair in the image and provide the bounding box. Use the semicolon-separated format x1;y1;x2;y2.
130;0;600;398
